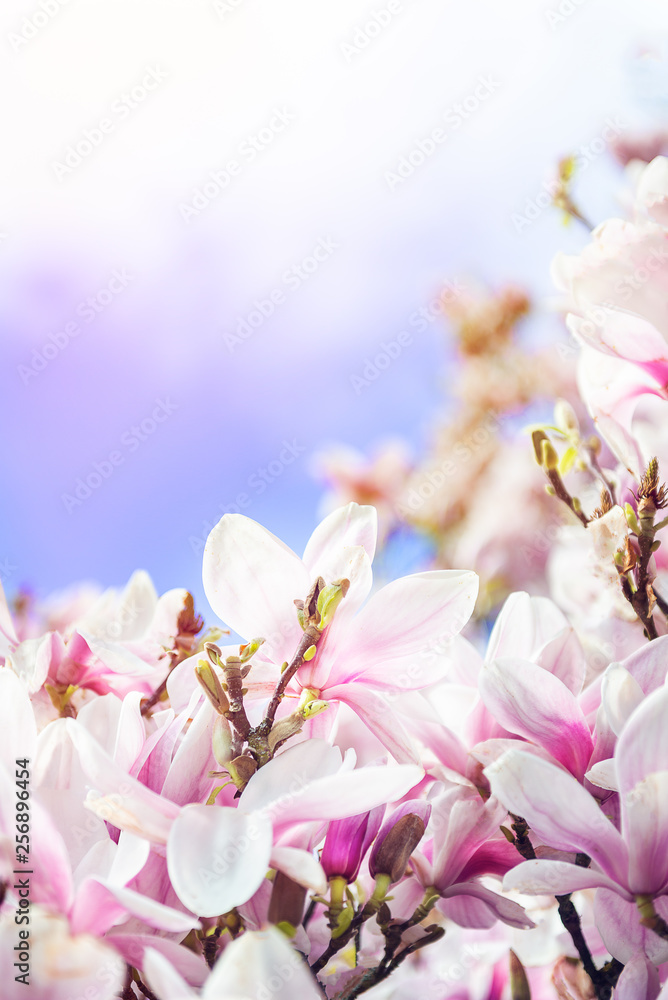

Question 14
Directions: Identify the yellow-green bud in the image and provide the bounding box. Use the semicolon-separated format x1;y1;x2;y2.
239;637;265;662
554;399;579;436
540;438;560;471
211;714;233;766
316;578;350;630
195;661;230;714
531;429;548;465
624;502;640;534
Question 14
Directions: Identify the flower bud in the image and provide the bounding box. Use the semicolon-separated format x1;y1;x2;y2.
211;714;233;767
239;637;265;663
316;578;350;630
509;949;530;1000
369;800;431;883
540;438;559;472
268;871;307;931
554;399;579;436
195;661;230;714
321;806;385;883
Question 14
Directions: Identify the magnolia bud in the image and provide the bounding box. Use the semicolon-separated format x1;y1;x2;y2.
268;871;307;931
554;399;579;435
531;429;548;465
509;949;531;1000
211;714;233;766
316;578;350;630
239;637;265;663
195;661;230;714
369;801;431;883
540;438;559;471
321;807;385;883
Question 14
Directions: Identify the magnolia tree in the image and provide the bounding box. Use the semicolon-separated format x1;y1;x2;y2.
5;157;668;1000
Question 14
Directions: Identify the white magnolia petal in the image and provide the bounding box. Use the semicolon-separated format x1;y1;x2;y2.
615;684;668;794
202;513;308;664
270;847;327;893
602;663;645;737
503;859;629;898
205;927;323;999
167;805;273;917
143;948;197;1000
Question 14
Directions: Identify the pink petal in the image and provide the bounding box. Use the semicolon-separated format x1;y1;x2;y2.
620;634;668;694
440;881;534;929
324;682;421;764
480;657;593;778
142;948;197;1000
325;570;479;687
202;513;308;664
611;953;661;1000
503;859;629;898
624;772;668;895
486;592;568;663
594;889;668;966
602;664;645;737
615;684;668;794
431;789;506;889
485;748;628;885
119;938;208;988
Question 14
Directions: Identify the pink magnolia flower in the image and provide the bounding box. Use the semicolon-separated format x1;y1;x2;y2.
408;786;533;931
202;502;478;761
552;156;668;472
486;684;668;960
165;738;422;917
144;926;324;1000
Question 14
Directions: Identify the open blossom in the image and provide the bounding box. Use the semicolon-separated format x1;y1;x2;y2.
202;502;479;761
486;683;668;964
552;155;668;472
408;786;533;931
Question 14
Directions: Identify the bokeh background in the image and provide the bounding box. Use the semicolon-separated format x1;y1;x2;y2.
1;0;667;618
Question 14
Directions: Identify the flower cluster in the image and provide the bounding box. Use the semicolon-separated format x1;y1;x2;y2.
8;155;668;1000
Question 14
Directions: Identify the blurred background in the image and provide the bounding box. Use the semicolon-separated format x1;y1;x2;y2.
1;0;668;619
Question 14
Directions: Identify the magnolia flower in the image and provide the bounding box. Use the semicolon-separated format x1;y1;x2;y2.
144;927;324;1000
166;739;423;917
202;502;478;761
408;786;533;931
552;156;668;471
486;684;668;961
